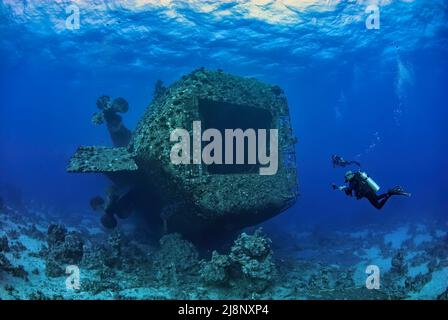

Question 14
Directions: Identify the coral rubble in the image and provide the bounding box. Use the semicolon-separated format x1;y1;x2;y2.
153;233;199;280
200;228;275;293
44;224;84;277
1;201;447;300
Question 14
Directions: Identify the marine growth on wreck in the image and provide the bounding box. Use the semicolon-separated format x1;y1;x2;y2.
67;68;299;240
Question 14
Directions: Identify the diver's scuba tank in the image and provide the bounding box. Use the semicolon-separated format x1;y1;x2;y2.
359;172;380;193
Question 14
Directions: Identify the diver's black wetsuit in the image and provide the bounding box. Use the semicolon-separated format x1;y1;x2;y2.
334;172;409;210
332;155;361;168
342;177;392;209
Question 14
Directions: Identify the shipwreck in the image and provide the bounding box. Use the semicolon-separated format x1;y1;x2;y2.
67;68;299;240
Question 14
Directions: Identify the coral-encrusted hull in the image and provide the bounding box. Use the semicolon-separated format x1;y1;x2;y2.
67;69;299;238
67;146;138;173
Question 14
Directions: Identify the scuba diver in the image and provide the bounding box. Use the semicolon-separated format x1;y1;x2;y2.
332;171;411;210
332;154;361;168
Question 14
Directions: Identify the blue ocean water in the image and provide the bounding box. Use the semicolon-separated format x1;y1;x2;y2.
0;0;447;300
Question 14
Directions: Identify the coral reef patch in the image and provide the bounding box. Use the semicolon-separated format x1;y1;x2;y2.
0;202;447;300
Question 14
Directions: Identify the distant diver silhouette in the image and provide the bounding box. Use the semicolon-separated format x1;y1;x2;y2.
332;171;410;210
332;154;361;168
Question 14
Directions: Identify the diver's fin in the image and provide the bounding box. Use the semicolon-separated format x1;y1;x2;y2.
389;186;411;197
67;146;138;173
